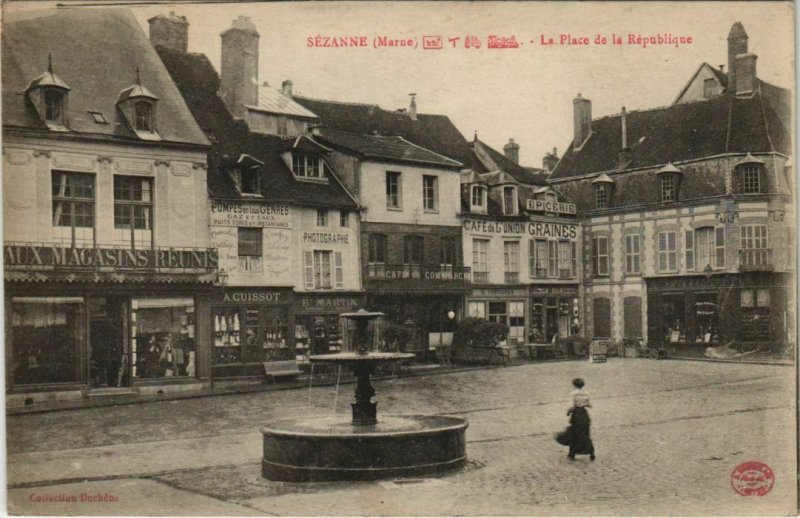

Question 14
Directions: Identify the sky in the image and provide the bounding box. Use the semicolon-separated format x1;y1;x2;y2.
8;1;795;167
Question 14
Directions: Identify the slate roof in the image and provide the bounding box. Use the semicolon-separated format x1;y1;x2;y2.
551;88;791;179
155;46;357;210
246;85;318;119
2;8;208;147
295;96;487;172
316;128;463;169
471;139;549;186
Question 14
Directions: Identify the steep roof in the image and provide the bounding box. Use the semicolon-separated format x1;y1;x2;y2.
471;139;549;186
246;85;318;119
551;89;791;179
316;127;462;169
294;96;487;173
2;8;208;147
155;46;357;209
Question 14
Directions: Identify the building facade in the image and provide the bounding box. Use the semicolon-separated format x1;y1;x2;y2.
549;23;794;356
3;9;215;405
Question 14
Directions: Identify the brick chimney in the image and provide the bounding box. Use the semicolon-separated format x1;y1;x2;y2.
220;16;260;118
542;147;559;171
409;93;417;121
727;22;748;93
503;138;520;164
281;80;293;98
148;12;189;53
735;53;757;96
573;93;592;149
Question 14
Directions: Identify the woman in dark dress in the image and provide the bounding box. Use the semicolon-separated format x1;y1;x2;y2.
556;378;596;461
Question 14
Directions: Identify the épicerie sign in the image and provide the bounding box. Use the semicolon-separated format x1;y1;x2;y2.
4;244;218;271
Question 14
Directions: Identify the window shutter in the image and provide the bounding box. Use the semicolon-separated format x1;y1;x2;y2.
529;240;536;277
715;227;726;268
592;237;598;276
304;251;314;289
334;252;344;288
685;231;694;271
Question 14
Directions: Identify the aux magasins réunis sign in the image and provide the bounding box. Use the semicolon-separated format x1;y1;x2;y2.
4;244;218;271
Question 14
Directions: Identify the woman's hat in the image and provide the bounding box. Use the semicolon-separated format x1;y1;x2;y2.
572;378;585;388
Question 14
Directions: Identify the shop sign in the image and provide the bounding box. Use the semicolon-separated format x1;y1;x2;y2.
4;244;217;271
526;199;576;214
220;291;285;304
531;286;578;296
474;287;528;298
296;295;364;313
302;232;349;244
210;200;290;228
463;219;577;239
372;267;469;281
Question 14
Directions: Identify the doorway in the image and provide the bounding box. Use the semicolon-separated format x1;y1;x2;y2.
88;297;129;388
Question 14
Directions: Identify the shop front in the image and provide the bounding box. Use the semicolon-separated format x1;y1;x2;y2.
529;285;580;344
646;272;792;356
293;292;367;357
210;287;295;379
466;286;528;348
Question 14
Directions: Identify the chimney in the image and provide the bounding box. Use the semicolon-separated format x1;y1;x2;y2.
542;147;559;171
503;138;520;164
735;53;758;96
220;16;260;118
281;80;293;98
409;93;417;121
618;107;632;168
573;93;592;149
148;12;189;53
727;22;748;93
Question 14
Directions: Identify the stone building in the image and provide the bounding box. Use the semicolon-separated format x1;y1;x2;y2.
549;22;793;356
2;9;215;405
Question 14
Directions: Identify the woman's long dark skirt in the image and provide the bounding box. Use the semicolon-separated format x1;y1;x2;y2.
563;407;595;457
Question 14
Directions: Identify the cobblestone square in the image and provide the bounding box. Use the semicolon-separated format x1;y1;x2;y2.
7;359;797;515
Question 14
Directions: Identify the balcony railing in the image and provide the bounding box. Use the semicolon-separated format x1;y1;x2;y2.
531;268;576;280
504;272;520;283
739;249;773;271
366;264;471;286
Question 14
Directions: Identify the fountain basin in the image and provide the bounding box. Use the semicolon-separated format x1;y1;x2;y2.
262;415;468;481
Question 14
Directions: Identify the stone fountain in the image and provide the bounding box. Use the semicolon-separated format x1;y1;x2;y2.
261;309;468;481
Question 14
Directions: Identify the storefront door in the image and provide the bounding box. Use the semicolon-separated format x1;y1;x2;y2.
88;297;128;388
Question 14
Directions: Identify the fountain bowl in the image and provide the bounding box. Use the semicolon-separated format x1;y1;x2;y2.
262;414;468;481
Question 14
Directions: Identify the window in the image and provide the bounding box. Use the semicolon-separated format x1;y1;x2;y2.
504;241;520;282
134;101;153;132
741;225;768;249
386;171;402;208
45;90;64;123
625;234;641;274
340;211;349;227
595;184;609;209
440;237;456;269
741;166;761;194
471;185;486;211
368;234;388;265
547;240;558;277
660;174;676;202
558;241;572;278
277;117;288;136
488;301;508;325
132;298;195;378
592;236;609;276
468;301;486;319
529;239;549;278
685;230;694;271
657;231;677;272
423;175;438;212
213;305;289;364
89;111;107;124
52;171;95;246
238;227;262;272
703;78;716;99
113;176;153;249
503;186;517;215
316;209;328;227
472;239;489;282
292;155;322;179
304;250;343;289
695;227;725;270
404;235;424;265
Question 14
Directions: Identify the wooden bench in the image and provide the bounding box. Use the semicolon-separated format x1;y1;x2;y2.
263;360;302;383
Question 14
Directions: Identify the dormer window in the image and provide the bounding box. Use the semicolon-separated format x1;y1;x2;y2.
734;154;766;194
229;154;264;196
656;163;682;202
134;101;153;132
45;90;64;123
26;54;71;131
660;175;676;202
116;68;160;141
503;186;517;215
595;184;609;209
742;167;761;193
471;185;486;212
292;154;323;179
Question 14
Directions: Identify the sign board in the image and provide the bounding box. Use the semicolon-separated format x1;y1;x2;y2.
210;200;290;228
526;199;577;214
4;244;218;271
463;219;578;239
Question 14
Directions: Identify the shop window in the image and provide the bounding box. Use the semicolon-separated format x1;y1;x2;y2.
11;297;84;385
592;298;611;338
295;315;343;357
386;171;402;209
529;239;548;278
592;236;609;276
440;236;456;271
503;241;520;283
662;295;686;343
132;298;195;379
238;227;262;273
214;306;290;364
508;301;525;345
113;175;152;250
304;250;343;289
471;185;486;212
625;234;641;274
472;239;489;282
694;227;725;270
468;301;486;319
368;234;387;276
558;241;572;279
423;175;438;212
623;296;642;339
595;184;609;209
657;231;677;272
693;294;719;343
292;154;322;179
488;301;508;326
503;186;518;215
52;171;95;246
529;300;544;342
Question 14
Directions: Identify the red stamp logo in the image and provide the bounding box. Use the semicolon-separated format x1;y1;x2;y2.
731;461;775;496
422;36;442;49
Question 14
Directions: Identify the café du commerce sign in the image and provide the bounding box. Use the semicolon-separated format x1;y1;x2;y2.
4;243;218;271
